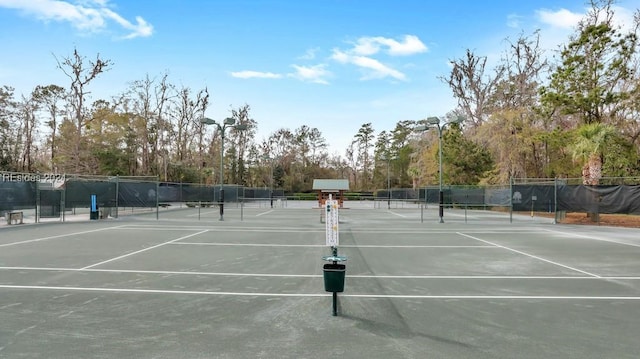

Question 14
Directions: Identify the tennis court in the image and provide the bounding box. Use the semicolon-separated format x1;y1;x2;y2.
1;202;639;358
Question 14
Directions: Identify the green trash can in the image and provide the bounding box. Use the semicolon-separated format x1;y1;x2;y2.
323;263;346;292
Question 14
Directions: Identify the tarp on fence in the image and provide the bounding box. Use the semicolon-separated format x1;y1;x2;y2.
158;183;181;202
375;189;420;200
118;181;157;208
512;185;555;212
557;184;640;214
156;183;243;203
243;188;271;200
450;188;485;206
419;188;440;203
65;180;117;208
180;183;213;202
485;187;511;206
39;189;62;217
0;180;37;211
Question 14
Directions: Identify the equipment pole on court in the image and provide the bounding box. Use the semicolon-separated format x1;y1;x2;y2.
219;127;225;221
332;246;338;316
322;195;347;316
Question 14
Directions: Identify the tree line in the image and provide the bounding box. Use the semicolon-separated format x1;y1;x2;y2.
1;0;639;193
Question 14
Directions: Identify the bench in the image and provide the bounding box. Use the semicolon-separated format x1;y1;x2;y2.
6;211;23;225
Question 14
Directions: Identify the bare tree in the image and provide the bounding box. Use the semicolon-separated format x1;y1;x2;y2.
0;86;18;170
55;48;112;172
121;73;175;177
479;32;550;181
228;104;257;185
32;84;66;171
442;49;505;129
17;94;38;172
171;86;209;164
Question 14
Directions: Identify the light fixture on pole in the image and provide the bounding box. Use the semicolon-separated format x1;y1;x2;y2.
200;117;247;221
416;115;464;223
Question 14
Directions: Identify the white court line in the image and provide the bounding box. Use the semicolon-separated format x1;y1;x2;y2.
457;232;601;278
0;285;328;297
120;226;326;233
388;211;407;218
256;210;274;217
349;275;640;279
4;266;640;279
0;266;320;277
542;228;640;248
173;242;325;248
443;211;474;218
1;285;640;300
0;226;125;247
185;213;205;217
172;242;497;248
343;294;640;299
348;245;497;248
121;226;543;235
186;211;220;217
81;230;209;270
117;224;545;234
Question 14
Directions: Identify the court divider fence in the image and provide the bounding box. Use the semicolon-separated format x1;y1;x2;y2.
0;172;285;223
2;171;640;223
375;177;640;223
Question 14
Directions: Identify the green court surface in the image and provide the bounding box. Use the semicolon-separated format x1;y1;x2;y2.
1;202;639;358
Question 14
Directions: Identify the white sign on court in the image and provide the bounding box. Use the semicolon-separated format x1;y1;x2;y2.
325;196;339;247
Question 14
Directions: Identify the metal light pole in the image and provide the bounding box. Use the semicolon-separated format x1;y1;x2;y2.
427;117;445;223
381;154;392;209
263;155;275;208
417;115;464;223
269;159;274;208
387;157;391;209
200;117;247;221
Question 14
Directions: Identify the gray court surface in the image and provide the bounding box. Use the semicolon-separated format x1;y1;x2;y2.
1;202;639;358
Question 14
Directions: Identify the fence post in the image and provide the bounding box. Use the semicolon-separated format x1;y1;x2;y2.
35;179;40;223
61;184;66;222
554;177;558;224
509;177;513;224
115;175;119;219
156;178;159;220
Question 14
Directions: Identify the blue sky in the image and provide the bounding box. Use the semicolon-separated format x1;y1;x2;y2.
1;0;640;155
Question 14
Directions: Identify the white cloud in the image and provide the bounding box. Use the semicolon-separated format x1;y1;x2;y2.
536;5;637;31
101;9;153;39
352;37;381;56
352;35;428;56
350;56;406;80
507;14;522;28
330;34;424;81
289;64;331;84
0;0;153;39
376;35;428;56
533;5;638;52
536;8;583;29
331;49;350;63
297;48;319;60
234;34;423;83
331;49;406;81
230;71;283;79
231;65;330;84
